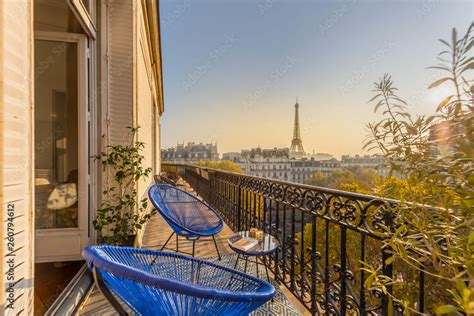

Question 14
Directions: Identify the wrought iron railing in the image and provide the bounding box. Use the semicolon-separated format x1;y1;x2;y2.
162;163;431;315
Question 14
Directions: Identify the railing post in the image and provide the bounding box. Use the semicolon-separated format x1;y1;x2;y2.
310;212;318;315
207;169;215;206
236;181;242;232
340;227;347;315
419;266;425;314
196;169;199;195
381;209;394;316
381;246;393;316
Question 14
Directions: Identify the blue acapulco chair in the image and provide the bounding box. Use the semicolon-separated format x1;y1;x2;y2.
83;245;276;315
148;183;224;259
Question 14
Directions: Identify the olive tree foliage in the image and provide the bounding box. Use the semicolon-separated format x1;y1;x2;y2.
93;127;155;245
363;24;473;314
305;168;382;194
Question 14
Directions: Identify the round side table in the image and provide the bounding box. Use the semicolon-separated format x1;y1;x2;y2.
228;231;279;282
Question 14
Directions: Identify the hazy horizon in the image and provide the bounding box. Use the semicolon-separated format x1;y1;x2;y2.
159;0;473;159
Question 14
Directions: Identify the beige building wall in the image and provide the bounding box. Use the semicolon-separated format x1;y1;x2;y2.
135;0;161;201
101;0;163;245
134;0;163;245
0;1;35;315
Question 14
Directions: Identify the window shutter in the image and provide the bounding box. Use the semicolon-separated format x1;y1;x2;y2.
107;0;134;145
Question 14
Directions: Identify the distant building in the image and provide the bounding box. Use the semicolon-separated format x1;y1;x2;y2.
222;152;241;162
162;142;219;163
291;158;340;183
241;147;290;161
341;154;389;177
238;147;292;181
233;146;340;184
309;152;334;161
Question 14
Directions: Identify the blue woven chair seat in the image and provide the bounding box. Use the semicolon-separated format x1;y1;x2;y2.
148;184;224;259
83;246;275;315
148;184;224;238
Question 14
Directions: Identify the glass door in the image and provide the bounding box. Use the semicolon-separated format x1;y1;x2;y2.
34;32;88;262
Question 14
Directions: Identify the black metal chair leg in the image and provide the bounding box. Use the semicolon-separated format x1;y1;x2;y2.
212;235;221;260
176;234;179;252
192;240;196;257
92;267;128;316
160;232;175;251
244;255;248;273
152;232;175;265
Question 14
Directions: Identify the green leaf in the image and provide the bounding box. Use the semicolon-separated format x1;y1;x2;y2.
385;256;395;265
365;273;375;288
438;39;451;48
461;62;474;72
469;231;474;245
367;94;381;103
436;95;454;112
427;65;450;71
435;305;458;315
428;77;451;89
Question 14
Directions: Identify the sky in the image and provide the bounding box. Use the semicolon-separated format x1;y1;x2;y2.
159;0;473;159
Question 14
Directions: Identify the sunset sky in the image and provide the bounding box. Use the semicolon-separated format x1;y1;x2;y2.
159;0;472;158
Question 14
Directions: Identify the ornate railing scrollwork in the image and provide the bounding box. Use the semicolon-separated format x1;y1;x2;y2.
162;163;428;316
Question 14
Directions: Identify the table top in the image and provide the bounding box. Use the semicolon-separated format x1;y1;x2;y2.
227;231;279;256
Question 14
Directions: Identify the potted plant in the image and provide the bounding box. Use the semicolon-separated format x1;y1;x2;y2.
93;126;155;246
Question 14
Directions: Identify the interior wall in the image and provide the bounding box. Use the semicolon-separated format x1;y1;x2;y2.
34;41;72;173
34;0;85;34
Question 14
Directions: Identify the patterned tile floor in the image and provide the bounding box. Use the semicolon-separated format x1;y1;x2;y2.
206;253;301;316
80;206;307;315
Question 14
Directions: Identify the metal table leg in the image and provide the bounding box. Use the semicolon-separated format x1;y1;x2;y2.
233;253;240;270
263;256;271;283
262;256;274;303
255;256;259;278
244;255;248;273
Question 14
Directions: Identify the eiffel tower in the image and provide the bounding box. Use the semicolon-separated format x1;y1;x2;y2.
290;99;305;158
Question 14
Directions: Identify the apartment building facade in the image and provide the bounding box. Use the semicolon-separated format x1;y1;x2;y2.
161;142;219;163
341;154;389;177
236;147;291;181
226;147;340;184
290;158;340;183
